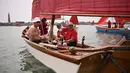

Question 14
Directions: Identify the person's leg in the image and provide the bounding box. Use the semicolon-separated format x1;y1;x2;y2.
67;42;77;46
33;40;41;44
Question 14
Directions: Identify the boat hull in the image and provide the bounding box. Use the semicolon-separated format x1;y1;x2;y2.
22;36;130;73
96;26;125;35
27;45;79;73
23;37;110;73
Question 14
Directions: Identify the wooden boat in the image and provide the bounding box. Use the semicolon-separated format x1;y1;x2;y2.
22;34;130;73
22;36;109;73
96;26;126;35
22;0;130;73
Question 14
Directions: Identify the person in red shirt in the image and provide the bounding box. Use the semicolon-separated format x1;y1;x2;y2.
39;18;48;35
56;24;68;41
64;22;78;46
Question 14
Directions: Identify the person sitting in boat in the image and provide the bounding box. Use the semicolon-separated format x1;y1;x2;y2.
22;26;30;39
54;23;67;46
108;20;111;28
27;17;49;43
119;20;125;28
39;18;49;36
22;26;30;35
56;23;62;39
64;22;78;46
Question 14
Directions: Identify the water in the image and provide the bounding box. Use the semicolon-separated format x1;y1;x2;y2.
0;25;123;73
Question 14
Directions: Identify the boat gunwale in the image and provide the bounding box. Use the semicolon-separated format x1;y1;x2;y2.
22;37;111;64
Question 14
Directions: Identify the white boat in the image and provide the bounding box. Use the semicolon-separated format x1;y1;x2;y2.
22;0;130;73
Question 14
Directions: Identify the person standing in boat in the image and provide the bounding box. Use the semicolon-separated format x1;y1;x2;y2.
22;26;30;39
39;18;49;36
27;17;49;43
108;20;111;28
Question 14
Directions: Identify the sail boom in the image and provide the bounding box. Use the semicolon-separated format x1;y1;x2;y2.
40;13;130;17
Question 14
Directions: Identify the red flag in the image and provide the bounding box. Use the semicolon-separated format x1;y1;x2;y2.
70;16;79;25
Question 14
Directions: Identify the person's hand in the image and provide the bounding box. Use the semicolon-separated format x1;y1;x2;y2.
66;40;69;43
60;35;64;39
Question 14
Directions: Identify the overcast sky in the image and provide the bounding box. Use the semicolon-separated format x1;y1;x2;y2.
0;0;100;22
0;0;33;22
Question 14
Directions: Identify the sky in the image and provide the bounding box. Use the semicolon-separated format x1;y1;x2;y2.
0;0;33;22
0;0;100;22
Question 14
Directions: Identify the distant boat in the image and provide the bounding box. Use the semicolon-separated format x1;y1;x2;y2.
96;17;130;35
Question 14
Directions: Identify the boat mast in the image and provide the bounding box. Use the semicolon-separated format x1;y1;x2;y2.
49;15;55;41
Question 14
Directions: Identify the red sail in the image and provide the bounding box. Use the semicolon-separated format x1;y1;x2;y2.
32;0;40;19
97;17;108;25
39;0;130;16
70;16;79;25
32;0;61;19
115;17;130;23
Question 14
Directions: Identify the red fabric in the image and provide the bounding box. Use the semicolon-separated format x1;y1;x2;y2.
32;0;40;19
57;28;69;38
61;27;69;38
32;0;61;19
39;22;48;35
119;20;125;28
114;23;118;28
65;29;78;43
57;30;61;38
39;0;130;16
98;17;108;25
115;17;130;23
39;15;61;20
70;16;79;24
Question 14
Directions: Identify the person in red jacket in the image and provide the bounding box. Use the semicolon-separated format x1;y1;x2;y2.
39;18;48;35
